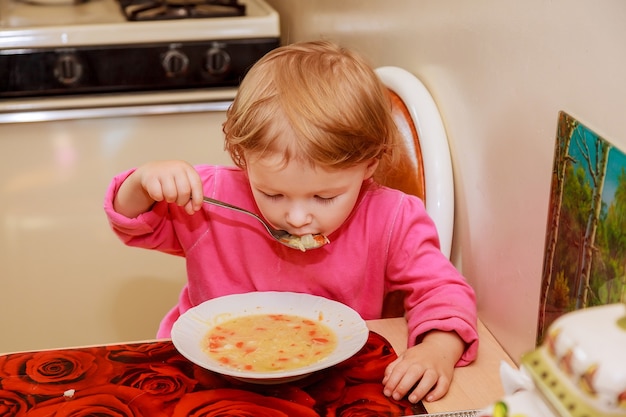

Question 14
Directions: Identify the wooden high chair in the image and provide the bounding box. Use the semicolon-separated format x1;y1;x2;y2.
375;66;454;317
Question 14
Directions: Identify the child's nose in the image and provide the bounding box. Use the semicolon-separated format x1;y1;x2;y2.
285;204;312;228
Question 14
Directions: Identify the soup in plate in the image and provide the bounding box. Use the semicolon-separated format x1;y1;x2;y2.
204;313;337;372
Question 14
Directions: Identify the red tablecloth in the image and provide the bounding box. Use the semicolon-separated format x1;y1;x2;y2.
0;331;426;416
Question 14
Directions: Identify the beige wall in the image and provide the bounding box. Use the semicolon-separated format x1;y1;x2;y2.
264;0;626;362
0;111;233;354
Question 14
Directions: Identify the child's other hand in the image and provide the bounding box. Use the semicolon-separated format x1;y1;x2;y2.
382;330;464;404
136;160;204;215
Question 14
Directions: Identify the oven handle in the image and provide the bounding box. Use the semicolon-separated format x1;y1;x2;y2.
0;88;237;124
0;100;232;124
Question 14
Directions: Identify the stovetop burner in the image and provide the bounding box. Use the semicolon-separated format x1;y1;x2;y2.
118;0;245;21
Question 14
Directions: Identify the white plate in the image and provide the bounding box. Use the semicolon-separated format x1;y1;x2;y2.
171;291;369;384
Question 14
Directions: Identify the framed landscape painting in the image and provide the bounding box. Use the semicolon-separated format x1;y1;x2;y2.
537;111;626;344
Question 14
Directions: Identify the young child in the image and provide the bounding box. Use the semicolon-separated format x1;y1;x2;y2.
104;40;478;404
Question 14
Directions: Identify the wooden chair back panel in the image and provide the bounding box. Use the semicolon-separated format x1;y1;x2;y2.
383;89;426;201
381;88;426;318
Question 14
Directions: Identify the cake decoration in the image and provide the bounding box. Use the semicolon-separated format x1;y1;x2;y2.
479;304;626;417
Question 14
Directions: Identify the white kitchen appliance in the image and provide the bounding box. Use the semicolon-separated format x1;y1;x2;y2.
0;0;279;353
1;0;279;102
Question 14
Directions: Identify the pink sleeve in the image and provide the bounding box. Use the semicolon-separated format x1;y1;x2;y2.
385;195;478;366
102;168;185;256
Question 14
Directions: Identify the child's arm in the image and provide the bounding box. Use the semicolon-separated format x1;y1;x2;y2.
382;330;465;404
113;160;204;218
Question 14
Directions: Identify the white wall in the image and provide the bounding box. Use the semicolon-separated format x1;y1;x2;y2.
264;0;626;362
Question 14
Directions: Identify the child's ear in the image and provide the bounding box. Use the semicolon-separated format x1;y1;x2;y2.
363;158;380;179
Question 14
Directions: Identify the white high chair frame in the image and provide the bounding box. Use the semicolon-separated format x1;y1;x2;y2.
375;66;454;259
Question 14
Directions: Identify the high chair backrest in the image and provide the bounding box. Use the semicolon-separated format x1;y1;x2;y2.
375;66;454;317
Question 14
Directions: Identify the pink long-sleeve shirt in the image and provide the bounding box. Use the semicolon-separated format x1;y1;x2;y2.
104;165;478;365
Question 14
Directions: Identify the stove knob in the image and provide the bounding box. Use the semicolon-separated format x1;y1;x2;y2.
54;53;83;85
205;45;231;76
162;49;189;77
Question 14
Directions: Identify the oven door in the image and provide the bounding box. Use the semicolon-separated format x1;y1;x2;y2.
0;90;235;353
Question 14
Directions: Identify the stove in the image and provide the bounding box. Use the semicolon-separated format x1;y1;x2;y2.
0;0;280;98
119;0;246;21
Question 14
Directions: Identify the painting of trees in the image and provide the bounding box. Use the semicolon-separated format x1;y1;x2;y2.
537;112;577;339
537;111;626;344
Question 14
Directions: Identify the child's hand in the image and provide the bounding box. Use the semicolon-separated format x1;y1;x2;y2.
137;160;204;214
114;160;204;218
382;330;464;404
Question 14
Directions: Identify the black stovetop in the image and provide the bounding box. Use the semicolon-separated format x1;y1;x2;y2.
118;0;245;21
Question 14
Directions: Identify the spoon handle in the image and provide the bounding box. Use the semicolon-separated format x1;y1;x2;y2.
202;196;326;251
202;196;263;221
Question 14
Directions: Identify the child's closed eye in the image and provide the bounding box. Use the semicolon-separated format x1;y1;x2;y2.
262;192;283;201
315;195;337;204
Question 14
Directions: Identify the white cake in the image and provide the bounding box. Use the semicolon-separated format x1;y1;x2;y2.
480;303;626;417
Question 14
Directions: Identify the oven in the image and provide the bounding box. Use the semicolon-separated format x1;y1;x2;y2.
0;0;279;354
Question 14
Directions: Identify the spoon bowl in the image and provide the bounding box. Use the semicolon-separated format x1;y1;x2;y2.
202;196;329;251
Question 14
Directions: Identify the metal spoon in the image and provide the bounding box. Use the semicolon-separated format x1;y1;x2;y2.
202;196;329;251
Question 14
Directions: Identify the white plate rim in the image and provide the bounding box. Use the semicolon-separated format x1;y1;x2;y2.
171;291;369;382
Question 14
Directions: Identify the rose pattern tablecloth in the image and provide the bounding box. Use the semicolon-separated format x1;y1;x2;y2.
0;331;426;416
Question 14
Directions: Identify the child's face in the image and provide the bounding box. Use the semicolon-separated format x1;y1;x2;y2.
247;154;378;238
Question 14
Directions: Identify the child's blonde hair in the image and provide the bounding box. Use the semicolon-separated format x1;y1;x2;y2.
223;40;400;179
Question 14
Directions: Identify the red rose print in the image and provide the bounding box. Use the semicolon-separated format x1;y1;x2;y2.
302;372;346;406
0;335;417;417
173;388;320;417
106;341;177;363
0;389;33;417
0;350;113;396
253;385;317;409
111;362;197;404
325;383;412;417
24;385;168;417
191;366;230;389
336;332;397;383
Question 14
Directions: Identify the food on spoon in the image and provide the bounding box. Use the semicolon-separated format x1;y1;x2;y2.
204;313;337;372
280;233;330;251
